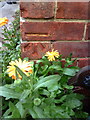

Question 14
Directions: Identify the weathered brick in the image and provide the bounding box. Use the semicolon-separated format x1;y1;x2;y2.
21;42;51;59
85;23;90;40
53;42;90;58
21;22;85;41
56;2;89;19
77;58;90;68
20;2;54;18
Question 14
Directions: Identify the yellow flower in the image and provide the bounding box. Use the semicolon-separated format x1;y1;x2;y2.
45;49;59;61
7;58;33;80
0;17;9;27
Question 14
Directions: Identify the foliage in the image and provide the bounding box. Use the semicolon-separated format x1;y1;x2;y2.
0;11;21;84
0;53;88;119
0;11;21;116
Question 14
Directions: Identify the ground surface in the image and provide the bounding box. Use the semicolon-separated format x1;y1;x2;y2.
0;0;19;47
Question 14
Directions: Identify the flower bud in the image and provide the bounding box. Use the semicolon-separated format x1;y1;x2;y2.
34;98;41;106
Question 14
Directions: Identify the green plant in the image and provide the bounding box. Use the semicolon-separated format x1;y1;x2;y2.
0;11;21;116
0;11;21;84
0;51;88;119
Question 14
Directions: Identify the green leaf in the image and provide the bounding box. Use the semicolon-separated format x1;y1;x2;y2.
52;106;70;118
63;84;74;89
66;93;84;101
19;90;31;101
43;106;51;118
59;112;70;118
49;65;63;71
0;86;20;100
41;65;48;75
16;102;25;118
48;83;59;92
40;89;50;96
70;66;80;72
9;102;21;118
63;68;76;76
66;108;75;116
34;75;61;91
3;102;21;118
36;59;45;63
62;98;82;109
50;106;70;118
33;106;46;118
3;43;12;49
15;65;28;81
28;107;38;118
3;109;11;117
55;95;67;103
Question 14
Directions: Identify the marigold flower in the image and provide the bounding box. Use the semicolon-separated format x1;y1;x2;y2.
7;58;33;80
45;49;59;61
0;17;9;27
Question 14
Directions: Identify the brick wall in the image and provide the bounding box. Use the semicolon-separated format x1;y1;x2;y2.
20;1;90;68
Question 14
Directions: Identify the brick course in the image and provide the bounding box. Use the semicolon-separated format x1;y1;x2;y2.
20;2;54;18
21;22;85;41
20;1;90;68
56;2;89;19
53;42;90;58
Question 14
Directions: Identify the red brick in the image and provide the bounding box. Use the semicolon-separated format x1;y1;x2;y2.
56;2;89;19
77;58;90;68
85;23;90;40
20;2;54;18
21;42;51;59
53;42;90;58
21;22;85;41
